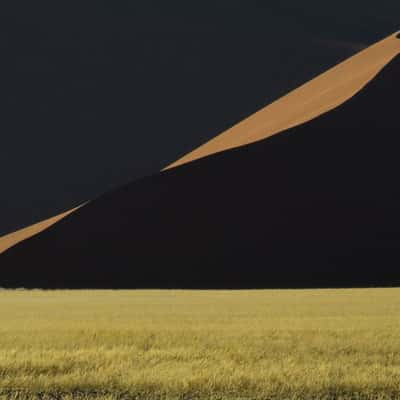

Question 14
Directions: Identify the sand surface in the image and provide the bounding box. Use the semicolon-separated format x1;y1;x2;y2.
166;32;400;169
0;207;80;254
1;32;399;255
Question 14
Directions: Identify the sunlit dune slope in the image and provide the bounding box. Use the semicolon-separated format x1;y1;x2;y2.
0;207;81;254
166;31;400;169
1;51;400;288
0;31;399;256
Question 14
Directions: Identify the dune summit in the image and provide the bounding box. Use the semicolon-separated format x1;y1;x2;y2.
0;32;399;257
1;43;400;288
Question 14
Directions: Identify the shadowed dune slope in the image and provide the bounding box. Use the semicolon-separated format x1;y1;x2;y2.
1;54;400;288
0;32;399;256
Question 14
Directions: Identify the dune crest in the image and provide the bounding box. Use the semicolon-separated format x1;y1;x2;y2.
0;207;81;254
166;32;400;169
0;31;399;255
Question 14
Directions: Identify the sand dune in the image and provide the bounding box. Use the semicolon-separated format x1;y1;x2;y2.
0;31;399;256
1;49;400;288
0;207;81;254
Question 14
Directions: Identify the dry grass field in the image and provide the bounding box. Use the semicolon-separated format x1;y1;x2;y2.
0;289;400;399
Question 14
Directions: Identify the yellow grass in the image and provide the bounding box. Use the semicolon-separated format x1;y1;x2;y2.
0;289;400;399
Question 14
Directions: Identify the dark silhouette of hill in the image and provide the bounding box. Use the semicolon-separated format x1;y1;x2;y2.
1;55;400;289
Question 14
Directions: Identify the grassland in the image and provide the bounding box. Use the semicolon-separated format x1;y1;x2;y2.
0;289;400;399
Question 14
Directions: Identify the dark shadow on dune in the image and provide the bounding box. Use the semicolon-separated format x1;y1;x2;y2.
396;32;400;39
1;55;400;289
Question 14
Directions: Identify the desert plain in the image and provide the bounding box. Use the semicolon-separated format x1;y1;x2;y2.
1;289;400;399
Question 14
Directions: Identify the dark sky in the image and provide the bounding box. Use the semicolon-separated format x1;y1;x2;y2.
1;1;399;234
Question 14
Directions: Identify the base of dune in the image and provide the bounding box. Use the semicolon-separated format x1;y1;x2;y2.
1;289;400;399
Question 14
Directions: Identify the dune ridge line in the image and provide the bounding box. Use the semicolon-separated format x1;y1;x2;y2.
0;31;399;255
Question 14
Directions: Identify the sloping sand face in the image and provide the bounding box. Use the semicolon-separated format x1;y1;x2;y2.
166;32;400;169
0;31;399;255
0;207;81;254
